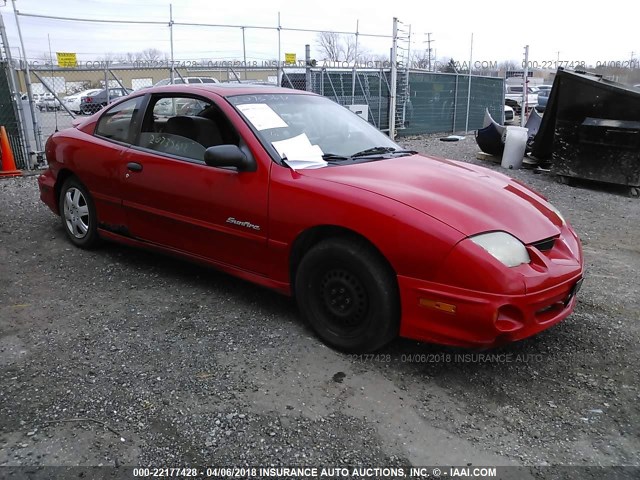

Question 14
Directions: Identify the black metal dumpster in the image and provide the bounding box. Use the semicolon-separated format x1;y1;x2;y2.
553;118;640;194
531;68;640;196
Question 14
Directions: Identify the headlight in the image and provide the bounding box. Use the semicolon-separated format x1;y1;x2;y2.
470;232;530;267
547;202;566;225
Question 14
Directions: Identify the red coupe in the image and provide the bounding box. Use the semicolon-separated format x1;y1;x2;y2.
39;84;584;352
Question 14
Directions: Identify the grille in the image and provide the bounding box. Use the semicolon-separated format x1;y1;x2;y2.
531;237;556;252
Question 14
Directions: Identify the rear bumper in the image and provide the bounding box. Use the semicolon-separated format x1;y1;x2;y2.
38;170;58;215
398;272;583;348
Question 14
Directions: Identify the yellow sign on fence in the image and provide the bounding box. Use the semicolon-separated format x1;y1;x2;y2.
56;52;77;68
284;53;296;65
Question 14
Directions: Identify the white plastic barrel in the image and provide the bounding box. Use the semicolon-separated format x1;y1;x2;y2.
501;126;528;170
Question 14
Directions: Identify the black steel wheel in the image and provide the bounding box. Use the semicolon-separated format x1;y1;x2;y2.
295;237;400;352
58;177;99;249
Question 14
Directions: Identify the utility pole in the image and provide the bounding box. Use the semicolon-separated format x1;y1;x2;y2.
277;12;282;86
11;0;43;164
389;17;398;139
0;9;31;165
351;19;359;104
424;32;435;71
464;33;473;133
522;45;529;127
242;27;247;80
169;4;174;83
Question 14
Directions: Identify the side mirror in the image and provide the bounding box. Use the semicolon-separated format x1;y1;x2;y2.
204;145;256;171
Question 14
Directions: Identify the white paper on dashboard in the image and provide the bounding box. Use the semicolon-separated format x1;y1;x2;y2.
271;133;328;169
236;103;288;130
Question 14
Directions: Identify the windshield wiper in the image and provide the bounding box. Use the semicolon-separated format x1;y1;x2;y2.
390;149;418;155
351;146;397;158
322;153;350;161
350;147;419;158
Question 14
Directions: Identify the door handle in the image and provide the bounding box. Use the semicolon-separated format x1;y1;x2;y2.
127;162;143;172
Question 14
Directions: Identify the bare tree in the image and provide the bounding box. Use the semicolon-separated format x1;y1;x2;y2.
410;49;431;70
316;32;358;62
342;35;357;63
141;48;164;62
317;32;341;61
99;52;116;64
117;51;144;64
498;60;520;71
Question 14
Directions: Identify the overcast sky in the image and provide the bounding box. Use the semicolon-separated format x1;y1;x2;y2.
1;0;638;68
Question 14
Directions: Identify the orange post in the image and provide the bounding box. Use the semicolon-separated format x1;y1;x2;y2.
0;125;22;178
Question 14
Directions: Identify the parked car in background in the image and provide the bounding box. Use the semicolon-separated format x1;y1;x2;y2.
536;88;550;112
504;104;515;123
37;93;62;112
505;85;538;115
38;84;583;353
152;77;220;87
63;89;102;114
80;87;133;115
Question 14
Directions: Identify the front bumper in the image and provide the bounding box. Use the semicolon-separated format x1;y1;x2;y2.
398;273;583;348
397;228;584;348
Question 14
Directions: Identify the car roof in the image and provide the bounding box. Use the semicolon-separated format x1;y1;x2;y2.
140;83;309;97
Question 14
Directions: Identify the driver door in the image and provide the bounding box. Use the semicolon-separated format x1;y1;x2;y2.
120;93;270;275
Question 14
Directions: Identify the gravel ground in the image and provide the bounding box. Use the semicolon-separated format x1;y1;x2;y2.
0;134;639;478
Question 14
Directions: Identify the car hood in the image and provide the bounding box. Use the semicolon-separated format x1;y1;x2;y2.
299;154;562;244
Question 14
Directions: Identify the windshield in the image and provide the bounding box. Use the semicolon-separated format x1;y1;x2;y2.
228;93;401;169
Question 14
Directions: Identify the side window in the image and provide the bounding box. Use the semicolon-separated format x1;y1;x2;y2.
95;96;142;143
135;95;239;162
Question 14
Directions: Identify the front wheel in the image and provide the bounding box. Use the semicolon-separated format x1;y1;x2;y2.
295;237;400;352
58;177;99;248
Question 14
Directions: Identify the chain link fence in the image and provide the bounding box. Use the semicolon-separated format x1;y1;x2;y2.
0;9;507;168
8;63;505;165
18;64;277;142
401;71;505;136
282;68;392;131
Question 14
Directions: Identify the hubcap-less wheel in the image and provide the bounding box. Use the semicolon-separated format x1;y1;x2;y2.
63;187;90;238
321;269;367;331
295;237;400;352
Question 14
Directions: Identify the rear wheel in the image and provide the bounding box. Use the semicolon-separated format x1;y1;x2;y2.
58;177;99;249
295;237;399;352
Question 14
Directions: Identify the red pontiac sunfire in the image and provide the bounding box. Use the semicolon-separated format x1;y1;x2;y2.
39;84;584;352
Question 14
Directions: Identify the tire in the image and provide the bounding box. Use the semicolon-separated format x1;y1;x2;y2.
295;237;400;352
58;177;99;249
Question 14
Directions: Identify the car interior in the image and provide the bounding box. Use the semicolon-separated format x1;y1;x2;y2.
137;96;240;161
